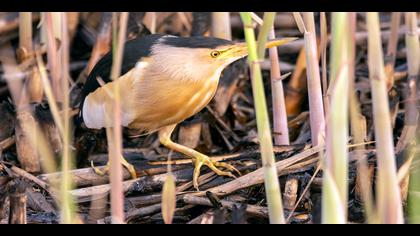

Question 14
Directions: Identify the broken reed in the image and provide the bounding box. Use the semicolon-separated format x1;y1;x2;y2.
268;27;290;145
256;12;290;146
367;12;403;224
240;12;285;224
15;12;42;174
250;12;290;146
293;12;325;146
322;12;350;224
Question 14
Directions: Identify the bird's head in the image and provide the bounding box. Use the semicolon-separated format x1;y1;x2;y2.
150;35;297;81
202;37;298;67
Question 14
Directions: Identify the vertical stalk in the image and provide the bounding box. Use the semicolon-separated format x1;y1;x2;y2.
269;38;290;145
268;21;290;145
8;179;27;224
18;12;33;59
209;12;233;117
402;12;419;142
44;13;62;103
320;12;329;115
143;12;157;34
108;12;129;224
251;12;290;145
211;12;232;40
384;12;401;90
240;12;285;224
396;13;419;203
405;12;420;223
302;12;316;38
396;12;419;154
294;12;325;146
408;149;420;223
20;12;43;104
322;12;350;224
366;12;403;224
58;12;76;224
35;53;61;176
256;13;275;58
14;12;41;175
348;12;375;223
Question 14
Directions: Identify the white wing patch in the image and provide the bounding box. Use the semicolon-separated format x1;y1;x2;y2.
83;85;138;129
82;95;108;129
82;61;149;129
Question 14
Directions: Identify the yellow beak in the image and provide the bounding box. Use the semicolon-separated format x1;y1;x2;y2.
224;37;298;59
264;37;299;48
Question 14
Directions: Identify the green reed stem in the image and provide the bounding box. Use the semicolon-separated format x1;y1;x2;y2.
240;12;285;224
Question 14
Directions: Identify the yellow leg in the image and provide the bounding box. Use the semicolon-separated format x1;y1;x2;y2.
91;155;137;179
159;124;240;191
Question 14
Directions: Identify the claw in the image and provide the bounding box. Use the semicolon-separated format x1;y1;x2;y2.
119;156;137;179
193;160;204;191
192;154;240;191
91;160;109;176
90;156;137;179
213;161;242;177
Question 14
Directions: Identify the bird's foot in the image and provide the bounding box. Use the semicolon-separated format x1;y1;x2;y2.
192;153;241;191
90;155;137;179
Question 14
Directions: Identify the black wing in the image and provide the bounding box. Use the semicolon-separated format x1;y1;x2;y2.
80;34;166;109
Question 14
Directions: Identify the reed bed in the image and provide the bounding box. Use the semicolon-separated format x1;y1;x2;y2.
0;12;418;224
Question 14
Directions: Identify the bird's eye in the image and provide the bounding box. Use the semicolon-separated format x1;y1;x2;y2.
210;51;221;58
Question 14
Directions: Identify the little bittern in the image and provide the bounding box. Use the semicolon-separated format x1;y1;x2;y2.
79;34;295;190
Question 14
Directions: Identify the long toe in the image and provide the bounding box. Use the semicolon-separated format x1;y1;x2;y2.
119;155;137;179
212;161;241;176
193;160;204;191
124;163;137;179
91;160;110;176
203;158;237;179
211;168;236;179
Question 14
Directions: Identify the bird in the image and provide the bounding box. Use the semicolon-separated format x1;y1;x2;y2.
79;34;296;190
